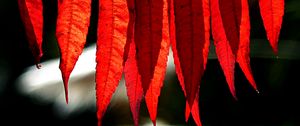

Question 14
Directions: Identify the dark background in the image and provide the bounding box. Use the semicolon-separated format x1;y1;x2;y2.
1;0;300;126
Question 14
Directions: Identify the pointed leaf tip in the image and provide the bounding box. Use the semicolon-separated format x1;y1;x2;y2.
18;0;44;66
259;0;284;55
211;0;237;98
185;91;202;126
56;0;92;104
152;120;156;126
211;0;259;99
135;0;170;123
64;84;69;104
172;0;210;110
236;0;258;94
96;0;129;125
124;10;143;125
60;68;70;103
170;0;209;125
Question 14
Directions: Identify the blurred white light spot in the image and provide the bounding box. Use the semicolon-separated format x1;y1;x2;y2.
17;45;97;117
16;44;176;119
143;119;169;126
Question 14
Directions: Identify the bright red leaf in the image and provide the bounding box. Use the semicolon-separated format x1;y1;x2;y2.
123;0;135;65
95;0;129;126
134;0;170;124
18;0;287;125
172;0;210;110
123;1;143;125
211;0;258;98
211;0;237;99
124;42;143;126
211;0;257;97
218;0;241;55
259;0;284;54
237;0;258;92
56;0;92;103
168;0;199;122
185;91;202;126
170;0;209;125
134;0;164;94
18;0;43;68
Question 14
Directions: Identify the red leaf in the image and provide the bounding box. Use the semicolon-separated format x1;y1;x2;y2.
167;1;202;123
123;1;143;125
58;0;63;7
95;0;129;125
18;0;43;68
172;0;210;114
124;42;143;126
134;0;170;124
211;0;237;99
169;0;209;124
135;0;164;94
237;0;258;92
259;0;284;54
167;2;199;122
216;41;237;99
219;0;242;55
123;0;135;65
211;0;257;97
56;0;91;103
185;91;202;126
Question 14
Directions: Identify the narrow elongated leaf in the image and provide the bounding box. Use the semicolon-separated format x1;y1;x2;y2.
212;0;257;96
211;0;237;99
216;41;237;98
123;1;143;125
56;0;92;102
95;0;129;126
237;0;258;91
168;1;200;123
124;42;143;126
168;1;197;122
18;0;43;68
123;0;135;65
134;0;170;124
170;0;209;124
185;91;202;126
259;0;284;54
135;0;164;94
219;0;241;55
172;0;210;111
